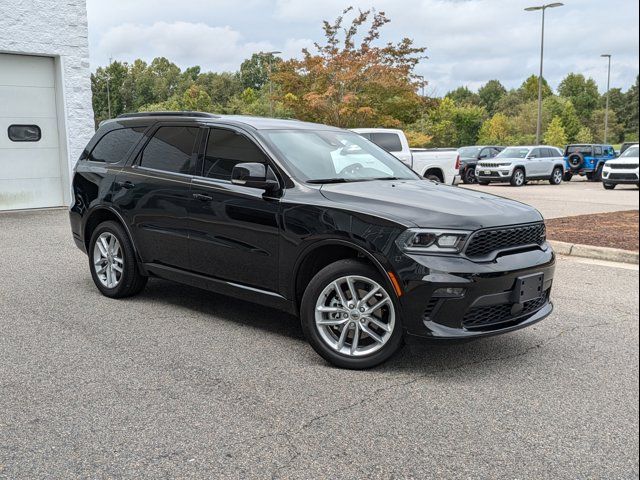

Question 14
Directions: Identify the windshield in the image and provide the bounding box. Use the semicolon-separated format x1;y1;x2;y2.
458;147;481;157
496;147;530;159
260;129;419;182
620;146;639;158
566;145;593;155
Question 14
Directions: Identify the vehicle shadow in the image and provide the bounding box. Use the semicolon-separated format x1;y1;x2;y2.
132;278;544;376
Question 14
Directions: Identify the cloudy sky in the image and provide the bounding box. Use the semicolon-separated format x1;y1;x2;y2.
87;0;639;96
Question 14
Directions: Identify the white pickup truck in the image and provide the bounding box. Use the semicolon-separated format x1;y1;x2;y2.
352;128;461;185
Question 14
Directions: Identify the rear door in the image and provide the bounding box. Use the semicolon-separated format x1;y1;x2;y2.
114;123;200;269
188;126;281;292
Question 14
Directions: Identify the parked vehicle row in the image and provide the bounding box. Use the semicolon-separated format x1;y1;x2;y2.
70;112;555;369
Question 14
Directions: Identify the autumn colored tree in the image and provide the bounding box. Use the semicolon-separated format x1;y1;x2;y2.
273;7;427;128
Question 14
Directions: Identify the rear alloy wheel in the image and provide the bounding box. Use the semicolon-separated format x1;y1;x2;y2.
603;183;616;190
89;221;147;298
549;167;563;185
510;168;526;187
301;259;403;369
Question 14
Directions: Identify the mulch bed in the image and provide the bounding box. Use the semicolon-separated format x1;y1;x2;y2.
545;210;639;251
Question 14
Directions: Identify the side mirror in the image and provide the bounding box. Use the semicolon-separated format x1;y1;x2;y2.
231;162;279;193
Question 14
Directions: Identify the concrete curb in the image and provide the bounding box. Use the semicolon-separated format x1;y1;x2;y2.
549;240;639;264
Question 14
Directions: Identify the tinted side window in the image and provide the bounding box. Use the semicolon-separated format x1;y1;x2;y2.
529;148;541;158
542;148;553;158
594;146;603;156
140;126;198;174
203;128;267;180
89;127;146;163
369;133;403;153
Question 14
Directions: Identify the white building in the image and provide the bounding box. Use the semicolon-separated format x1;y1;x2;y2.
0;0;95;211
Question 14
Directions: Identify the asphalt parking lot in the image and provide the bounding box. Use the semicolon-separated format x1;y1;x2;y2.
463;178;639;218
1;209;638;479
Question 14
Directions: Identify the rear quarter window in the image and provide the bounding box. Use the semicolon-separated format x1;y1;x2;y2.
369;132;403;153
89;127;147;163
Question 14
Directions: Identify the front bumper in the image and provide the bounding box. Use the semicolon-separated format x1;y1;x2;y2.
475;167;512;183
602;168;639;184
397;246;555;340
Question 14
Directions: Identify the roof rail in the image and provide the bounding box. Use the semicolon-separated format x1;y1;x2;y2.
116;111;220;119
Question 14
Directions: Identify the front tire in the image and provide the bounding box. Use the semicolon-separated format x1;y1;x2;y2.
463;167;477;184
603;183;616;190
510;168;526;187
89;221;147;298
300;259;403;369
549;167;563;185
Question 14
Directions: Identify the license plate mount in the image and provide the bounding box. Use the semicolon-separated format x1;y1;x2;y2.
484;170;491;175
513;273;544;303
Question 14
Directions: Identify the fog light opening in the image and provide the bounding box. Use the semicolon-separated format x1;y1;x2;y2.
433;287;466;298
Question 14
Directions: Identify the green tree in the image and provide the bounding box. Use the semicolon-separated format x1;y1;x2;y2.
519;75;552;102
445;86;479;106
622;75;639;138
544;116;567;147
478;80;507;115
589;108;624;143
543;96;581;142
557;73;600;120
478;113;514;145
575;125;593;143
91;60;129;125
240;53;283;90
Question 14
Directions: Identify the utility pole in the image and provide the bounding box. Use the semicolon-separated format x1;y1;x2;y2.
106;56;112;119
601;54;612;143
525;3;564;145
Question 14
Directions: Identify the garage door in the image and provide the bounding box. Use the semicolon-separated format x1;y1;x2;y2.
0;53;63;210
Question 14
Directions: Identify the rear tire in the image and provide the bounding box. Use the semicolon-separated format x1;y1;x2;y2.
549;167;563;185
89;221;147;298
592;163;604;182
603;183;616;190
300;259;403;369
563;172;573;182
510;168;526;187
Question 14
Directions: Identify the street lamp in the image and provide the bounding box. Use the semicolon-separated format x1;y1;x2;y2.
525;2;564;145
259;51;282;117
601;54;612;143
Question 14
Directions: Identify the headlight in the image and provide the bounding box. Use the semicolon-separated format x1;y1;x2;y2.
395;228;470;254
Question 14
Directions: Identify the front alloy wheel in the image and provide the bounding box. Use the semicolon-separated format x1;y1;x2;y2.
510;168;526;187
550;167;563;185
314;275;395;357
300;259;403;369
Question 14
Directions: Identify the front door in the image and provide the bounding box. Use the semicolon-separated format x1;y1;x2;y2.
188;127;280;292
114;124;200;269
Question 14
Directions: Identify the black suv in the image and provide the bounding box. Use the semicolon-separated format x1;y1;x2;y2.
458;145;504;184
70;112;555;369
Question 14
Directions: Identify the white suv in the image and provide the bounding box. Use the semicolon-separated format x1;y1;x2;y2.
475;146;565;187
602;144;639;190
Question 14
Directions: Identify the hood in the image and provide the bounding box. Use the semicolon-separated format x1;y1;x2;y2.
477;157;518;165
320;180;542;230
606;157;639;165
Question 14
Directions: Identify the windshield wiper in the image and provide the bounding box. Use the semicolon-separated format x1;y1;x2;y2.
306;178;367;184
371;177;403;181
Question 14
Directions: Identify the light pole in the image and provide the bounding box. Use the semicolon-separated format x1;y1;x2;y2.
601;54;612;143
525;2;564;145
260;51;282;117
106;56;112;119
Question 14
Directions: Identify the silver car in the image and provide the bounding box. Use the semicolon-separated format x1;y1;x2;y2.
476;146;565;187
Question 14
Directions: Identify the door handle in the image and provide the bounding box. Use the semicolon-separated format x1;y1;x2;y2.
193;193;213;202
116;180;135;189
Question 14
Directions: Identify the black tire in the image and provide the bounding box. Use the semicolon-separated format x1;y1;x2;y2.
549;167;563;185
463;167;477;184
568;153;584;170
478;180;490;186
603;183;616;190
510;168;526;187
592;163;604;182
563;172;573;182
300;259;404;369
424;172;443;183
88;221;147;298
